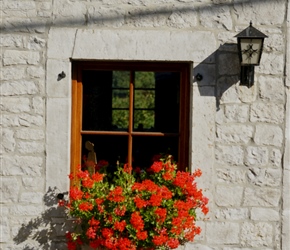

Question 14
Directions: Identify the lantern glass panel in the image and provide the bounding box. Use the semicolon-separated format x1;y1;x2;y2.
240;38;262;65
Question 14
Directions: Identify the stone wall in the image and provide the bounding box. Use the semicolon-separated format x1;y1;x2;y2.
1;0;289;249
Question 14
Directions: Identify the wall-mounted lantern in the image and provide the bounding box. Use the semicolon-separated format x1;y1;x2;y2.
235;22;268;87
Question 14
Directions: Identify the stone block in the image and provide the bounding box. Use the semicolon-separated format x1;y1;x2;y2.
0;217;10;242
26;36;46;51
46;59;71;98
250;103;284;124
233;1;285;25
1;155;43;176
0;34;24;48
241;222;273;247
15;128;44;140
263;33;285;52
167;7;198;29
0;177;20;203
32;97;44;115
270;148;282;168
22;177;44;190
243;187;281;207
238;84;257;103
87;5;126;28
0;114;21;127
215;208;248;220
216;167;246;184
18;114;44;127
245;146;268;167
200;5;232;31
1;129;16;153
217;76;240;104
3;50;40;66
247;168;281;187
216;124;253;144
250;207;280;221
72;29;216;63
257;53;284;75
47;28;76;59
17;141;44;154
254;124;283;147
19;192;43;204
1;80;38;96
206;222;239;244
259;75;285;102
215;185;243;207
46;98;70;191
215;145;244;166
1;66;26;81
0;97;30;113
10;205;44;216
261;106;285;133
27;66;45;78
224;104;249;123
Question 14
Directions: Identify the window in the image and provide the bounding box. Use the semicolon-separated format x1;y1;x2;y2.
71;61;190;182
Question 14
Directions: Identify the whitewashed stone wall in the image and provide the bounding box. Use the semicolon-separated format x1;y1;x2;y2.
1;0;289;249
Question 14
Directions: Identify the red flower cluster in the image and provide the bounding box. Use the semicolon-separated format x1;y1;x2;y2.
65;155;209;250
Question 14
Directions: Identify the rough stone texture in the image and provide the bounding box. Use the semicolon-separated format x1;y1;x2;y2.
216;167;246;184
245;146;268;167
215;208;248;220
206;222;240;244
241;222;273;247
243;187;281;207
0;177;20;203
250;207;280;221
254;124;283;147
215;185;243;207
1;0;289;249
250;102;284;124
216;124;253;144
215;145;244;166
247;167;282;187
224;104;249;123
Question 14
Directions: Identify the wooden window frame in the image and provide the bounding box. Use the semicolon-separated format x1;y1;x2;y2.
71;61;190;184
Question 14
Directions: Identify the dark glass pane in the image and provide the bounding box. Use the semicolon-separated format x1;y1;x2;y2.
82;70;112;131
155;72;180;133
112;71;130;88
112;110;129;130
132;136;179;168
112;89;129;108
134;90;155;109
82;135;128;174
134;110;154;130
135;72;155;88
82;70;130;131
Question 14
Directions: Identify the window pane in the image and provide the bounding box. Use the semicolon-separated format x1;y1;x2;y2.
82;135;128;172
112;110;129;130
155;72;180;133
134;110;154;130
132;136;179;168
134;90;155;109
112;89;129;108
82;70;112;131
135;72;155;88
112;71;130;88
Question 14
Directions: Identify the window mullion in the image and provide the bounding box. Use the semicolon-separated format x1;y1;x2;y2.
127;71;135;166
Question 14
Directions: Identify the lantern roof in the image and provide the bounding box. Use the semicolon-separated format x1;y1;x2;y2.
235;22;268;38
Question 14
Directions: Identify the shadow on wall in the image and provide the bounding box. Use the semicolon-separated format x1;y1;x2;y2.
13;187;72;250
193;43;241;110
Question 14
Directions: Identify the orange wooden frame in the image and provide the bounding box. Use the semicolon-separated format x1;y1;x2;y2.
71;61;190;184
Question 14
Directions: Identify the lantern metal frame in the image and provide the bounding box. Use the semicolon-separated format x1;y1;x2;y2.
235;22;268;87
